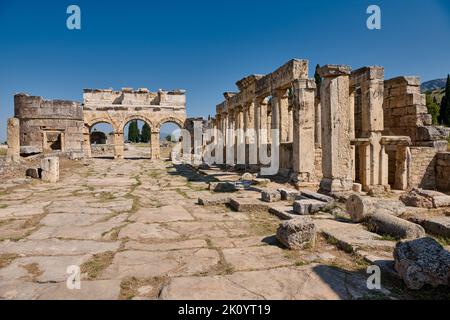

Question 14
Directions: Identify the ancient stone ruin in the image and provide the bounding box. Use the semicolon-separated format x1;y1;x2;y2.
209;59;450;193
1;58;450;299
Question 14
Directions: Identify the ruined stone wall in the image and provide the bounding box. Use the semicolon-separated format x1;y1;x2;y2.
14;94;84;154
408;147;437;190
436;152;450;192
383;77;431;143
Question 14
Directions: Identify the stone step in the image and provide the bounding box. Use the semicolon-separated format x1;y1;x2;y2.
300;190;334;203
229;197;270;212
293;199;327;215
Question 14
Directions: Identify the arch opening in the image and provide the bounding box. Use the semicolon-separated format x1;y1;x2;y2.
123;119;151;159
90;122;115;159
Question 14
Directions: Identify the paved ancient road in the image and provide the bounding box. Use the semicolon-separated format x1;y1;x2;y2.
0;153;390;300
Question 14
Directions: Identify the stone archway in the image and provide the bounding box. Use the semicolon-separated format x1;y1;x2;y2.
82;88;187;160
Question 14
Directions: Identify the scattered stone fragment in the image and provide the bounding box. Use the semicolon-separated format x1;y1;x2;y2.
352;183;362;193
394;237;450;290
241;173;256;181
229;198;269;212
251;178;270;186
293;199;326;215
300;190;334;203
209;182;236;193
400;188;450;209
279;189;301;202
346;194;406;222
198;196;230;206
366;210;426;239
276;217;316;250
261;189;281;203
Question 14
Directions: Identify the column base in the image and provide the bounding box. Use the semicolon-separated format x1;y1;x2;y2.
320;178;353;193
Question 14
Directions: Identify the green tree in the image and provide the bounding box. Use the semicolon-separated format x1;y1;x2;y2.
438;74;450;126
426;94;440;125
165;134;172;142
141;123;151;143
314;64;322;87
128;120;139;143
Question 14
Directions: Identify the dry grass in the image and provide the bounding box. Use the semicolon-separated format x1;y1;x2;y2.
119;276;169;300
80;251;115;280
0;254;18;268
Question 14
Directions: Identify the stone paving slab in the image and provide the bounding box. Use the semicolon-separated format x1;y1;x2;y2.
129;205;194;223
124;239;208;251
160;264;383;300
101;249;220;279
0;255;91;283
118;223;181;241
0;239;121;256
222;245;295;271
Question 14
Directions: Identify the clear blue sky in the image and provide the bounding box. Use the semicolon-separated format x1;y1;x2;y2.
1;0;449;142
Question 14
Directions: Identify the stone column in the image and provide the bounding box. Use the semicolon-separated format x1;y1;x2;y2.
150;130;160;160
395;145;409;190
270;94;280;139
314;93;321;148
41;157;59;183
113;132;124;159
318;65;353;192
292;79;316;182
82;126;92;158
6;117;20;163
358;141;371;189
349;89;356;181
259;99;268;146
288;106;294;142
276;89;290;143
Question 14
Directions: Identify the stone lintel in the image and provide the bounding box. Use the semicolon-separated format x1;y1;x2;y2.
350;138;371;146
235;75;264;91
380;136;412;146
318;65;351;78
384;76;421;87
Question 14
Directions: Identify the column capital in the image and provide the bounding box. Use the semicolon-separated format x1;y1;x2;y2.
292;79;316;90
318;65;351;78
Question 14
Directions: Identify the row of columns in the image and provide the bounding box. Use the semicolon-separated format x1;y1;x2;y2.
215;80;317;182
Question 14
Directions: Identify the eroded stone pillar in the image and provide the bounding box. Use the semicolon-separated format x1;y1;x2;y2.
113;132;124;159
276;89;290;143
292;79;316;182
41;157;59;183
151;130;160;160
395;145;409;190
6;117;20;163
82;126;92;158
314;94;322;148
318;65;353;192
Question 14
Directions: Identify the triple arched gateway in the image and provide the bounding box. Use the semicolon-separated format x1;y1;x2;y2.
82;88;187;159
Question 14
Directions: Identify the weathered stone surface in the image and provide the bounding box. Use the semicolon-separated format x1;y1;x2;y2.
366;210;426;239
279;189;301;202
101;249;220;279
400;188;450;208
159;264;375;300
276;217;316;250
209;182;237;193
0;239;120;256
129;205;194;223
293;199;326;215
300;190;334;203
118;223;180;241
406;214;450;238
261;189;281;203
37;280;122;300
20;146;41;155
229;197;269;212
41;157;59;183
6;117;20;162
222;246;295;271
346;194;406;222
394;237;450;290
198;196;230;206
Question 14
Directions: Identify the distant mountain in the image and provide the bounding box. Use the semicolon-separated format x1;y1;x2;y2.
421;78;446;92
